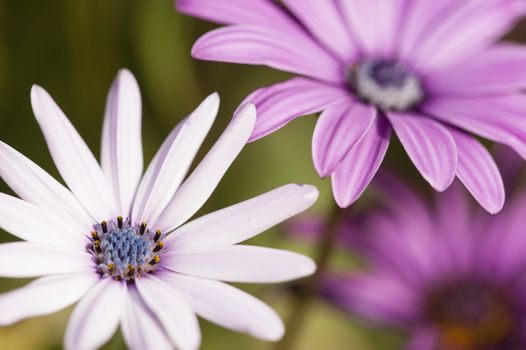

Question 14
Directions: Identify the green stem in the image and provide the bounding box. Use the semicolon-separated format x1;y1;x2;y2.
274;202;344;350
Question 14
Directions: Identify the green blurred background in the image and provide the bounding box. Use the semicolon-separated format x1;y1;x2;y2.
0;1;525;349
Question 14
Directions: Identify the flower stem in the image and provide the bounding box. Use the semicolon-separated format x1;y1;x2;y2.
274;202;343;350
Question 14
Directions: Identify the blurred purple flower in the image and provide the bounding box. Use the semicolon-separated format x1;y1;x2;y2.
0;70;319;349
178;0;526;212
320;176;526;350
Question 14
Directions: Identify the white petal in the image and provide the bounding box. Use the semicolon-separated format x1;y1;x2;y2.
164;184;318;249
0;193;86;247
162;272;284;341
0;242;93;278
135;274;201;350
153;103;256;232
30;85;116;221
132;93;219;225
101;69;143;216
64;278;127;350
129;122;184;223
121;286;173;350
0;141;94;231
163;245;316;283
0;270;97;326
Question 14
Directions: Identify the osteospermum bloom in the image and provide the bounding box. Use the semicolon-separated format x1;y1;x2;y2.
0;70;318;350
178;0;526;213
319;177;526;350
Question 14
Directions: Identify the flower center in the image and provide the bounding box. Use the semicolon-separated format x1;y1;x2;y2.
426;281;514;349
348;59;424;111
90;217;164;281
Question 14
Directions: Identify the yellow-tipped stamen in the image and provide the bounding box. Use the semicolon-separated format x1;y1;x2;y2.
153;241;164;253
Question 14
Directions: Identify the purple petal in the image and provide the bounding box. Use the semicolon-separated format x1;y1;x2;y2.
331;117;391;208
356;206;442;284
427;43;526;94
245;78;350;141
405;328;438;350
481;195;526;278
374;173;430;219
312;102;376;177
433;182;472;237
493;144;524;193
322;273;419;327
432;183;477;275
282;0;358;62
284;215;325;243
407;0;526;70
337;0;409;56
449;128;505;214
422;95;526;159
387;112;457;191
398;0;457;59
192;25;343;82
176;0;300;33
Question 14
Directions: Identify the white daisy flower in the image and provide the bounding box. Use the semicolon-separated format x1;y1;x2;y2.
0;69;318;350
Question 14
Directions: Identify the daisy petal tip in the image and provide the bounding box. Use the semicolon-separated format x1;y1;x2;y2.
486;201;504;215
430;176;455;193
430;182;448;193
190;92;220;124
183;333;201;350
296;184;319;207
335;199;350;209
30;84;49;106
318;167;331;179
191;37;207;59
424;166;456;192
262;319;285;342
234;102;257;125
116;67;132;78
209;91;220;100
312;156;329;178
331;186;353;209
478;189;505;215
191;32;225;62
30;85;58;122
114;68;138;87
30;83;44;93
300;256;317;278
201;91;220;106
238;101;256;116
204;92;221;110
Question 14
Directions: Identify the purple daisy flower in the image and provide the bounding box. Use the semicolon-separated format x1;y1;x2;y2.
319;176;526;350
178;0;526;213
0;69;319;349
